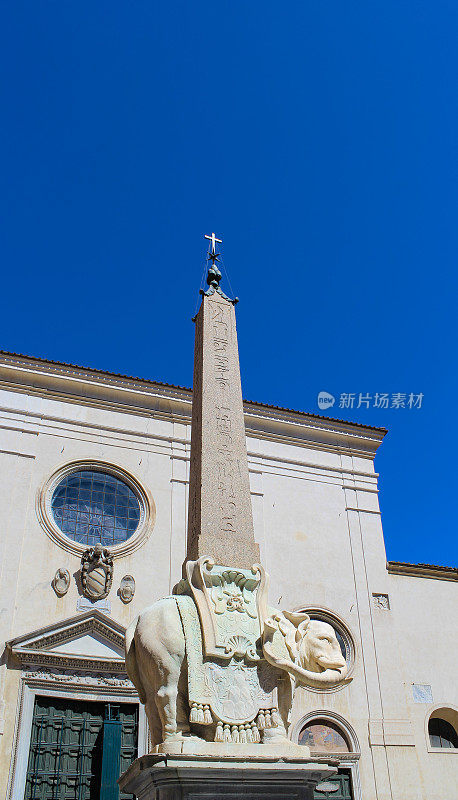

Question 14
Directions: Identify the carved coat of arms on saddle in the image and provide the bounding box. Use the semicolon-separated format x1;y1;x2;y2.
175;557;282;743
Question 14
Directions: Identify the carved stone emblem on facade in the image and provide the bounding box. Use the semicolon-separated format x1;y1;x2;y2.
372;593;390;610
119;575;135;603
51;568;70;597
81;544;113;601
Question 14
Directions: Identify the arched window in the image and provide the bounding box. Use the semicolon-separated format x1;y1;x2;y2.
295;714;360;800
428;713;458;749
299;719;350;754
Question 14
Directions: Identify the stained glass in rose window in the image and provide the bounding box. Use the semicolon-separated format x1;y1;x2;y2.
51;470;140;547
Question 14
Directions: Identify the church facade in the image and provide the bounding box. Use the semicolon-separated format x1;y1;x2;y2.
0;349;456;799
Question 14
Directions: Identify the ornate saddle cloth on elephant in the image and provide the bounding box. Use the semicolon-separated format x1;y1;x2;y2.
175;557;281;743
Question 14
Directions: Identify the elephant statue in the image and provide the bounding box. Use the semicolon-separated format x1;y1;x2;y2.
125;598;349;747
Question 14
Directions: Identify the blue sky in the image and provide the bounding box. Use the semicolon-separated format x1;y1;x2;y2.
1;2;457;567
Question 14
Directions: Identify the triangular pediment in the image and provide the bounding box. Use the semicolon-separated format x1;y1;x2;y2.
46;632;123;659
7;610;126;671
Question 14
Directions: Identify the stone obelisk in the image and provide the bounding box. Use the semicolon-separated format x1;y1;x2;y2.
185;235;260;570
119;235;338;800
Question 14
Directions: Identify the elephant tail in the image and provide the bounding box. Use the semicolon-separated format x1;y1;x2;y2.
125;618;147;704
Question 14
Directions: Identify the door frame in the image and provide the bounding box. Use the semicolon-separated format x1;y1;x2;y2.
7;669;147;800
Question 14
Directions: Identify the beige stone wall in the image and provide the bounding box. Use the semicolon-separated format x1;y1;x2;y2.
0;383;188;796
388;573;458;800
0;358;455;800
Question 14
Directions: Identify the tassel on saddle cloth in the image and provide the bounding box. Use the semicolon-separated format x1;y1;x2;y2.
174;595;279;733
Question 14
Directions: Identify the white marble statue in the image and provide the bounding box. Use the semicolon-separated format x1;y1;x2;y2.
125;559;349;748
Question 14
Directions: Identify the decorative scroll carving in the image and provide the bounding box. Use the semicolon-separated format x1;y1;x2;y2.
23;667;134;688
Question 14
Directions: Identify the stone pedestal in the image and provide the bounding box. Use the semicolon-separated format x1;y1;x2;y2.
119;752;337;800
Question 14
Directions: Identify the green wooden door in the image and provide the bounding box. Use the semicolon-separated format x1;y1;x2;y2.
100;705;122;800
24;697;138;800
314;771;353;800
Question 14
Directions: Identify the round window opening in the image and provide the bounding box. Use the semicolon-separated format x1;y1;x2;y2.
303;610;355;675
308;618;348;661
332;628;347;661
51;470;141;547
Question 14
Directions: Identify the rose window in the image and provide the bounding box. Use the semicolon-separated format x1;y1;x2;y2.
51;470;141;547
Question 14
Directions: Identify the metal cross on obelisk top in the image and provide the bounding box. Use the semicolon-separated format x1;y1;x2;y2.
204;231;222;258
184;236;259;571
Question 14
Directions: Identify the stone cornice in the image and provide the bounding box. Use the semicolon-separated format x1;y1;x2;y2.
387;561;457;581
0;352;386;457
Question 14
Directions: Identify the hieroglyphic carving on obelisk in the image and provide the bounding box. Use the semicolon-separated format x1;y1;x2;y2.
185;234;260;569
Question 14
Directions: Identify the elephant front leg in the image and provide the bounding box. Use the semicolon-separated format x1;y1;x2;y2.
262;717;289;742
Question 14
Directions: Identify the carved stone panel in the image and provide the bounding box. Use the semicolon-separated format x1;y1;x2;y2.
315;781;339;793
372;593;390;610
119;575;135;603
52;568;70;597
180;557;268;661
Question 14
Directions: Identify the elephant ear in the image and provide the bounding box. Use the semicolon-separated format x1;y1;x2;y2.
276;611;310;661
282;611;310;642
282;611;310;627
